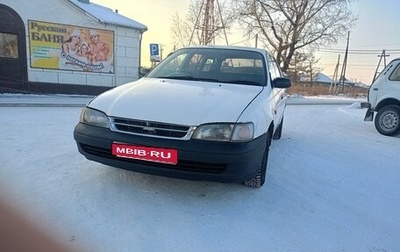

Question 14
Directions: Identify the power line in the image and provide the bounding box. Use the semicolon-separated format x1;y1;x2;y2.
372;49;390;82
318;49;400;55
319;47;400;51
319;63;378;67
321;48;400;52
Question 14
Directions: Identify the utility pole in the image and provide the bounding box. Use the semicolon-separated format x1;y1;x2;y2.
189;0;228;46
330;54;340;93
339;31;350;94
160;44;163;61
372;49;390;83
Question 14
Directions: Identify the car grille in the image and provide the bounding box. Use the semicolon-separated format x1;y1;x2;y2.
80;144;226;174
110;118;192;139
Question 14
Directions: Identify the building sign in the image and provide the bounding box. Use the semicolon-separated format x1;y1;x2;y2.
28;20;114;73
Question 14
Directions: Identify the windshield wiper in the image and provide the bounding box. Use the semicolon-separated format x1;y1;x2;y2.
222;80;262;86
157;76;219;82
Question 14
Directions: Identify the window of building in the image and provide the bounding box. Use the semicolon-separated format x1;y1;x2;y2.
0;32;18;58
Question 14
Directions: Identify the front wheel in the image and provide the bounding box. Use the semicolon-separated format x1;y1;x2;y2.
374;105;400;136
244;135;270;188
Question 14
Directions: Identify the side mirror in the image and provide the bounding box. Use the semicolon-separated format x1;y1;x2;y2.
272;77;291;89
139;67;152;77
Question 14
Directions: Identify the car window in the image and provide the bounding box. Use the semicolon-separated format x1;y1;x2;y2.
187;54;203;71
147;48;267;86
158;53;188;73
268;56;282;80
389;63;400;81
202;58;215;72
220;58;263;71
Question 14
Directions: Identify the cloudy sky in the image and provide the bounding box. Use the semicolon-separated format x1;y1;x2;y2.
91;0;400;84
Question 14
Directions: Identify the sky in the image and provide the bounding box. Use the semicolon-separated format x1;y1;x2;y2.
1;94;400;251
90;0;400;84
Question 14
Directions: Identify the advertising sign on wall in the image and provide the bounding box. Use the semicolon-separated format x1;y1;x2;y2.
28;20;114;73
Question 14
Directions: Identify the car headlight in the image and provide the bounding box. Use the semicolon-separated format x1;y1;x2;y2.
192;123;254;142
80;107;109;128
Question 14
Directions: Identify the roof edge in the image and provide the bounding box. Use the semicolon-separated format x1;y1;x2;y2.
66;0;147;32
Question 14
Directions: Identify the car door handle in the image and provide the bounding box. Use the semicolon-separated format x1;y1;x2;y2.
373;88;378;91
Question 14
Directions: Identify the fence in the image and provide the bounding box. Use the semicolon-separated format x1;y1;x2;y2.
288;81;368;97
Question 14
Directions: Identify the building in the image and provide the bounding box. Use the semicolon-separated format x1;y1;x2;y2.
0;0;147;94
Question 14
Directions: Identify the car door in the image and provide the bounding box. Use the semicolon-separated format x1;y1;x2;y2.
369;60;400;108
380;61;400;102
267;55;287;125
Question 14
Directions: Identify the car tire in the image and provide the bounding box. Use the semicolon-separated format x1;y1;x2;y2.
374;105;400;136
273;117;284;140
244;134;270;188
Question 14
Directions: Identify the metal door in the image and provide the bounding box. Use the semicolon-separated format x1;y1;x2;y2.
0;4;27;89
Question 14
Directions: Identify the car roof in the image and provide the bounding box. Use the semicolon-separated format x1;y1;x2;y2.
178;45;270;55
389;58;400;62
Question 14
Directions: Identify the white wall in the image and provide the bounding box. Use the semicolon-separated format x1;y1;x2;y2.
115;27;142;85
1;0;142;87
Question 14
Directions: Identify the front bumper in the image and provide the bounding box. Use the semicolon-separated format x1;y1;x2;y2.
360;102;371;109
73;123;268;183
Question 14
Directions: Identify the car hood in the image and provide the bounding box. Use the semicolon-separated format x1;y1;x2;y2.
89;78;263;126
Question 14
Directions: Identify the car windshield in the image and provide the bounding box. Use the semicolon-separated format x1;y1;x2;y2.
147;48;267;86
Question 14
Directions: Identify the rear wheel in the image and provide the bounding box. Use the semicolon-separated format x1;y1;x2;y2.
374;105;400;136
244;134;270;188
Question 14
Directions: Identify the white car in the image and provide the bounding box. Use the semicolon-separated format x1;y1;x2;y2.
74;46;291;188
362;58;400;136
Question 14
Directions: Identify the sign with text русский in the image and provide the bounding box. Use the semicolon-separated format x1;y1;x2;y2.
28;20;114;73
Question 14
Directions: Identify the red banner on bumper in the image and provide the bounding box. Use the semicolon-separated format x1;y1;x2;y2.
112;143;178;165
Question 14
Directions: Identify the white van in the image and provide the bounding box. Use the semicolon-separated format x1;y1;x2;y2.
362;58;400;136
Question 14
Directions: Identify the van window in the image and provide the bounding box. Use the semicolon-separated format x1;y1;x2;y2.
389;64;400;81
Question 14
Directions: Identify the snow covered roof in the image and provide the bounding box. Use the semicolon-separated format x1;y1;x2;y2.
314;73;369;87
67;0;147;32
315;72;334;83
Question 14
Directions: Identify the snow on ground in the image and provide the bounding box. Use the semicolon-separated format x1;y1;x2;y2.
0;93;93;106
0;95;399;252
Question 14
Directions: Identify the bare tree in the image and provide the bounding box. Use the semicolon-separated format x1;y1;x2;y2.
171;13;193;47
170;0;237;48
236;0;357;72
289;50;321;83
